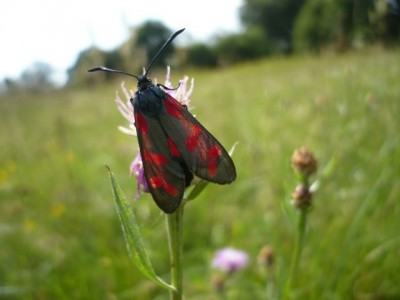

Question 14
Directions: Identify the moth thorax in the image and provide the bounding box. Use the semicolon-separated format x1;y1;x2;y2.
137;76;152;91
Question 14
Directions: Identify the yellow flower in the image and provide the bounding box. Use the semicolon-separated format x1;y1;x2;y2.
51;202;66;218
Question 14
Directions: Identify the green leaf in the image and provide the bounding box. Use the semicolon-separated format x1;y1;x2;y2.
185;179;209;201
281;181;297;224
107;166;176;292
310;155;337;193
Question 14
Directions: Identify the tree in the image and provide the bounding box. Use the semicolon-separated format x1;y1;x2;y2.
240;0;306;53
214;29;271;65
186;43;217;67
293;0;396;52
135;21;174;69
293;0;342;52
369;0;400;45
67;47;106;86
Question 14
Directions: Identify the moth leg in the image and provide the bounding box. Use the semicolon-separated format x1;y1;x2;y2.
157;83;181;91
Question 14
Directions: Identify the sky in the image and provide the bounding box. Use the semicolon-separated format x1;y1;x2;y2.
0;0;242;85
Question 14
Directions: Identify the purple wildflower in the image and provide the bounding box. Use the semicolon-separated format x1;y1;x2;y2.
115;68;194;199
163;66;194;109
211;247;249;274
130;152;149;199
115;81;136;136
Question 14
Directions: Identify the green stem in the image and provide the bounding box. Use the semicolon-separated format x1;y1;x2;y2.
166;204;184;300
287;207;308;293
265;268;276;300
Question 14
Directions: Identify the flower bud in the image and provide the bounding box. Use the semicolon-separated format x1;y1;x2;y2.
291;184;312;210
291;147;317;178
211;274;225;294
258;245;274;269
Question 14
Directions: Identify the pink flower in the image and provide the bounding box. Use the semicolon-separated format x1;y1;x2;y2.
163;66;194;109
130;152;149;199
211;247;249;273
115;81;136;136
115;68;194;199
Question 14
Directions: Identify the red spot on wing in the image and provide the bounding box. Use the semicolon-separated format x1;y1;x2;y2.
135;113;148;134
208;145;222;158
149;176;179;196
149;177;163;188
208;160;218;177
185;135;199;152
143;150;168;165
185;125;203;152
164;96;182;118
207;145;221;177
167;137;181;158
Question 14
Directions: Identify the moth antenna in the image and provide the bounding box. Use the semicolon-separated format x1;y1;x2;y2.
87;66;139;80
144;28;185;77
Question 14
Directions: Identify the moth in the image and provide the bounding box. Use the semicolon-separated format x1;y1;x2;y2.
89;28;236;213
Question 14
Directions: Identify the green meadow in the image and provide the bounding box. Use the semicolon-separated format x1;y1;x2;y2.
1;48;400;299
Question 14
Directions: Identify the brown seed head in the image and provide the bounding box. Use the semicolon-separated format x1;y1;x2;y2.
211;274;225;293
258;245;274;268
291;147;318;178
291;184;313;210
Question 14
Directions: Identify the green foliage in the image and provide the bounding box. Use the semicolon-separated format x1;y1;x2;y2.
135;21;174;69
1;49;400;298
241;0;399;54
103;50;125;74
108;167;176;292
293;0;342;52
369;0;400;44
66;21;179;86
185;43;217;68
67;47;107;86
240;0;306;52
293;0;391;53
214;29;271;65
63;11;400;88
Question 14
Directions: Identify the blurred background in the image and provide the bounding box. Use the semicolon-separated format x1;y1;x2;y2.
1;0;399;299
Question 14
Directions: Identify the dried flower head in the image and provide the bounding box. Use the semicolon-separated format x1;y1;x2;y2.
291;184;313;210
211;274;225;294
211;247;249;274
258;245;274;268
291;147;318;178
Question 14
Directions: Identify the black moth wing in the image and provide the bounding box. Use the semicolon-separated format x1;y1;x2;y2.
158;93;236;184
133;102;186;214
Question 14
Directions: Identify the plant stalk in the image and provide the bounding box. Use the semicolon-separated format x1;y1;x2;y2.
287;207;308;292
166;204;184;300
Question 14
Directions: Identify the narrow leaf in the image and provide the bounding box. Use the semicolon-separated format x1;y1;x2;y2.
107;166;176;292
185;179;209;201
310;155;336;193
228;141;239;156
